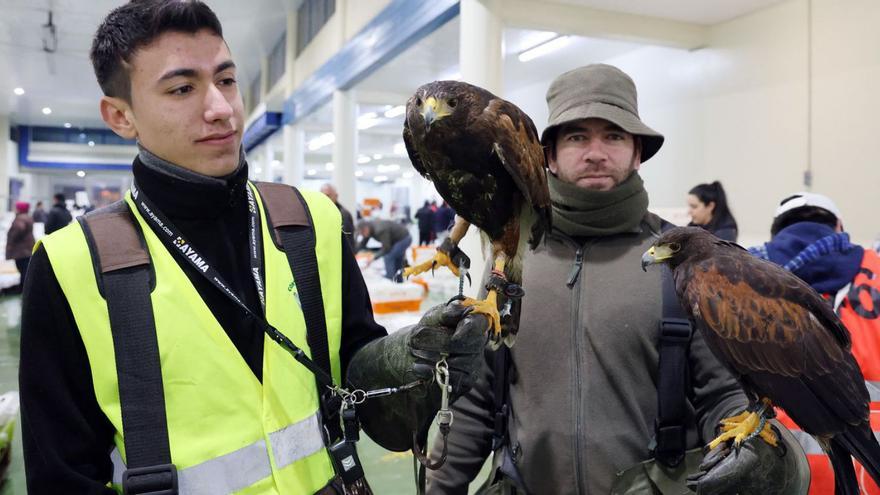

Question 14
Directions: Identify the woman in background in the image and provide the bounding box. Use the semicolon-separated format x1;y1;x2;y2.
687;181;738;241
6;201;35;287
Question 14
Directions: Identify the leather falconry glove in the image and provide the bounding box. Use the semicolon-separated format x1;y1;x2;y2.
686;419;810;495
346;301;486;452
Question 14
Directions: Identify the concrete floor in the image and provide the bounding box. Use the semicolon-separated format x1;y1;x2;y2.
0;291;488;494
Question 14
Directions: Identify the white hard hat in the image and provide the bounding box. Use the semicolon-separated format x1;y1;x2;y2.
774;192;841;220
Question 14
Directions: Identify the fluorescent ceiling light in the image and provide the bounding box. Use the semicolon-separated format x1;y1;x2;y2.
325;162;334;171
271;159;281;167
63;122;72;128
514;31;558;54
402;171;414;179
373;175;388;183
372;153;383;160
384;105;406;118
393;142;406;155
42;107;52;115
357;118;380;130
307;132;335;151
76;170;86;178
377;164;400;173
355;170;364;177
307;169;317;176
518;36;570;62
357;155;371;164
87;141;95;147
13;87;25;96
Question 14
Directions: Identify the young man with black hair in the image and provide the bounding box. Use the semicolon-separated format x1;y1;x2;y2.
750;192;880;495
19;1;484;492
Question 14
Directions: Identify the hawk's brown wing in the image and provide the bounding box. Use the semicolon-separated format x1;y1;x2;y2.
681;249;867;434
473;98;551;246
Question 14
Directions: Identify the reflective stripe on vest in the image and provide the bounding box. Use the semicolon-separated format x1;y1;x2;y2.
41;185;344;494
111;412;325;494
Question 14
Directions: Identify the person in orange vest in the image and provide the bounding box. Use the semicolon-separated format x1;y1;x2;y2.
750;192;880;495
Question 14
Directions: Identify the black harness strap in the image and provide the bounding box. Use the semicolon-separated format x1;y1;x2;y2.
254;182;343;443
80;201;178;495
653;268;694;467
653;220;695;468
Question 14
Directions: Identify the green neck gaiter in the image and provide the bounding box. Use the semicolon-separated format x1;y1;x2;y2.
549;171;649;237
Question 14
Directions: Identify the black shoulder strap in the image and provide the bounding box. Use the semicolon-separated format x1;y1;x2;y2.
653;220;694;468
254;182;342;442
490;346;510;453
80;201;178;494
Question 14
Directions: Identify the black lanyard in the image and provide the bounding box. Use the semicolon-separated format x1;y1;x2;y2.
129;181;336;389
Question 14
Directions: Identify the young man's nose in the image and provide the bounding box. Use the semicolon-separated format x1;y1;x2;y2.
203;85;234;122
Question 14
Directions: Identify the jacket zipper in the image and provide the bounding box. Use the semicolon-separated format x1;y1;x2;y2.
569;244;586;493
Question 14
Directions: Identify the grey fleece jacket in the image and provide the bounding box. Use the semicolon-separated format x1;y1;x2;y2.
426;213;748;494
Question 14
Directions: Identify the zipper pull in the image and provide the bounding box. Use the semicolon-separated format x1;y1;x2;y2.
567;248;584;288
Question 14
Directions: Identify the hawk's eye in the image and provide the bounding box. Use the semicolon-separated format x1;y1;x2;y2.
669;242;681;252
448;98;457;108
416;97;423;107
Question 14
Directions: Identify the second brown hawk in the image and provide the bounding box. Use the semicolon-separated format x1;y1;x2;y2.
401;80;551;348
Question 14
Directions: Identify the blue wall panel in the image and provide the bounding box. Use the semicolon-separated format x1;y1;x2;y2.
242;112;283;152
17;126;132;171
282;0;459;125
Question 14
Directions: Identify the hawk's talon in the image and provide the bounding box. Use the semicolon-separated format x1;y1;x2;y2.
460;292;502;341
709;401;778;451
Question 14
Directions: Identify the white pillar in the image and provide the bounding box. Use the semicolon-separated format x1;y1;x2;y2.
262;140;275;182
282;123;305;186
0;115;10;212
457;0;503;296
332;90;357;212
459;0;503;94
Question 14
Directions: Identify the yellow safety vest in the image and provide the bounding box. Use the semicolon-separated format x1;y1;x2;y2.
41;183;343;494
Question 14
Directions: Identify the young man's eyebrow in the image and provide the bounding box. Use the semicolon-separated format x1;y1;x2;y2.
157;61;235;83
158;68;197;82
215;60;235;74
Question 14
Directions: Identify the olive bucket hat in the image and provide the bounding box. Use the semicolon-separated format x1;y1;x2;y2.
541;64;665;162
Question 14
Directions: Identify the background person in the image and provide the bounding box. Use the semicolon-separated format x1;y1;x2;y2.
31;201;47;224
6;201;35;288
750;191;880;495
687;181;738;241
320;182;356;251
415;200;435;246
358;219;412;280
44;193;72;235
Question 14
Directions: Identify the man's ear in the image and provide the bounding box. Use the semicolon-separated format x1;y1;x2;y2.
99;96;138;140
631;138;642;171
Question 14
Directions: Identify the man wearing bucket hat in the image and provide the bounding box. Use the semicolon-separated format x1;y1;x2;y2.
427;64;808;494
751;192;880;495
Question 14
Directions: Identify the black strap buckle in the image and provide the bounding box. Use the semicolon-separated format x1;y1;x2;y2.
659;318;693;342
652;422;686;467
122;463;178;495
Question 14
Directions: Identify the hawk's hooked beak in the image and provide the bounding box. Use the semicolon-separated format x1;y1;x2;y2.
422;105;436;131
641;244;675;271
420;96;448;131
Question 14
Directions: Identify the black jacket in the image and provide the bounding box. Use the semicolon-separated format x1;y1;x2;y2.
19;156;387;493
44;203;72;234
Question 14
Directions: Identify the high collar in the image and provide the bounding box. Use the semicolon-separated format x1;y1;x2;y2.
765;222;864;294
133;145;249;219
